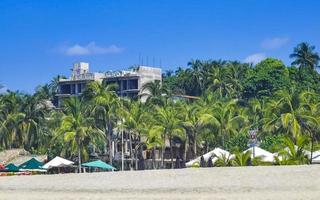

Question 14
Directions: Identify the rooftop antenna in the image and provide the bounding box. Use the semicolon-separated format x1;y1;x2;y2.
138;53;141;66
141;56;144;66
146;56;149;66
152;57;155;67
160;58;162;68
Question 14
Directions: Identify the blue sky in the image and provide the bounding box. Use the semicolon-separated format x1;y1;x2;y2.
0;0;319;93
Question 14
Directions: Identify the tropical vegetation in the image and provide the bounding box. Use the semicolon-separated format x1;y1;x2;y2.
1;42;320;169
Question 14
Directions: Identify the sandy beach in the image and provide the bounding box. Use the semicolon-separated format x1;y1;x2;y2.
0;165;320;200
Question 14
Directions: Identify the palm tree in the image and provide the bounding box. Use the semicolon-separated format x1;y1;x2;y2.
57;97;104;172
263;89;302;140
0;91;26;149
275;136;309;165
187;59;204;96
182;104;214;159
119;100;147;169
82;81;119;164
211;99;248;147
232;150;251;166
153;103;185;168
290;42;320;70
140;80;168;105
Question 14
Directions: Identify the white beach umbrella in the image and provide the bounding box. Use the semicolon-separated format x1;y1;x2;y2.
244;147;275;163
42;156;74;169
186;148;232;167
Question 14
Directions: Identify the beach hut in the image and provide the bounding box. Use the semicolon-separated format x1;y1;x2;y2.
186;148;232;167
19;158;46;172
42;156;74;170
5;163;20;172
82;160;116;171
244;147;275;163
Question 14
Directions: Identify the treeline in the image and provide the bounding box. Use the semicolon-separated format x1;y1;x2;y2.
0;42;319;169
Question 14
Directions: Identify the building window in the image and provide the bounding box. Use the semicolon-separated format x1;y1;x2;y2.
128;79;138;90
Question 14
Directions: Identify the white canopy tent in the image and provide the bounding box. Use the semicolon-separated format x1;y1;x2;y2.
311;150;320;164
244;147;275;163
274;146;312;161
42;156;74;169
186;148;232;167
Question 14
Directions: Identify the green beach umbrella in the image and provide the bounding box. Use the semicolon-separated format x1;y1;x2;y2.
82;160;116;170
5;163;20;172
19;158;46;172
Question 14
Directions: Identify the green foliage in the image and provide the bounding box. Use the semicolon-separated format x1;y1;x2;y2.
260;134;286;153
225;132;249;152
243;58;291;99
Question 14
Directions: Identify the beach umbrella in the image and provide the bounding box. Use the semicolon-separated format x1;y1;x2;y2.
82;160;116;171
19;158;46;172
42;156;74;169
186;148;232;167
5;163;20;172
243;147;275;163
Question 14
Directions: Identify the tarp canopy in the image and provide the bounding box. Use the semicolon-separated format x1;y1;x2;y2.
19;158;46;172
244;147;275;163
5;163;20;172
186;148;232;167
42;156;74;169
82;160;116;170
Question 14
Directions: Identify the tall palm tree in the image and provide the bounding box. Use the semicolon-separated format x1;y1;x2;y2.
211;99;248;147
0;91;26;149
182;104;214;159
187;59;204;96
153;103;185;168
290;42;320;70
82;81;119;164
263;89;302;140
57;97;104;172
119;100;147;169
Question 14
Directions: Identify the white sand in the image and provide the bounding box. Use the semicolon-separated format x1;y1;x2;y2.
0;165;320;200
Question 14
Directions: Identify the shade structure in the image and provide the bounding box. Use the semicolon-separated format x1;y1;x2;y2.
82;160;116;170
42;156;74;169
311;150;320;164
5;163;20;172
19;157;46;172
186;148;232;167
274;146;312;161
244;147;275;163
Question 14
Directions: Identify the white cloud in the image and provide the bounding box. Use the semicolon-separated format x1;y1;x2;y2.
261;37;289;49
61;42;123;56
244;53;266;64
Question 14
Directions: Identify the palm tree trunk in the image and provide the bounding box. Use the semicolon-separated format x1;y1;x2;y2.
77;139;82;173
129;132;134;170
152;147;156;169
170;136;173;169
107;122;113;165
193;133;197;158
183;140;188;161
310;132;314;164
161;136;165;169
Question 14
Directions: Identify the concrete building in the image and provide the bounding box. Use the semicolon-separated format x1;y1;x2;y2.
55;62;162;106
